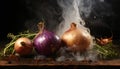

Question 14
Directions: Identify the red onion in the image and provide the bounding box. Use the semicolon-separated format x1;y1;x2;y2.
33;22;61;57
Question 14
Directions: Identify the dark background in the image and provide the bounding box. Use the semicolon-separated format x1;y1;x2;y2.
0;0;120;46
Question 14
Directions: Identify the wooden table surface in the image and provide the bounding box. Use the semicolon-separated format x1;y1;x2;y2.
0;58;120;69
1;58;120;66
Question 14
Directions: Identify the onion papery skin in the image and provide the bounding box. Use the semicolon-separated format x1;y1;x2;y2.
14;37;33;56
61;23;92;53
33;29;61;57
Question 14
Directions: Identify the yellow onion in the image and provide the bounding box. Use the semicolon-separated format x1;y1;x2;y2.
14;37;33;56
61;22;92;53
96;37;112;46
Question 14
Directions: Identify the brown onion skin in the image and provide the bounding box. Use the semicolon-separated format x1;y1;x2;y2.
61;23;92;53
14;37;33;56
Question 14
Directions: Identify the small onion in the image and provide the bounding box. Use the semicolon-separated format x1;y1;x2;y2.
14;37;33;56
61;22;92;53
33;22;61;57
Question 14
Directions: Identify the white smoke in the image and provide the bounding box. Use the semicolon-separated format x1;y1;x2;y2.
56;0;112;37
56;0;94;37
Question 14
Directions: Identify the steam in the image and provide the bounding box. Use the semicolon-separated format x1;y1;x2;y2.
24;0;112;34
56;0;113;36
56;0;94;37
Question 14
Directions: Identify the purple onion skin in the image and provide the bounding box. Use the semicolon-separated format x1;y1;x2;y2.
33;30;61;57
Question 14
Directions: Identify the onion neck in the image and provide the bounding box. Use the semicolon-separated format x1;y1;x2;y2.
34;21;45;39
70;22;77;30
37;21;45;32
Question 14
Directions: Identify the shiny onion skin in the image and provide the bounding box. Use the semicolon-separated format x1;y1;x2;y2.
33;22;61;57
61;23;92;53
14;37;33;56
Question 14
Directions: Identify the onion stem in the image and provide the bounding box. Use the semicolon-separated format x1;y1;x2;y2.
3;42;15;56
